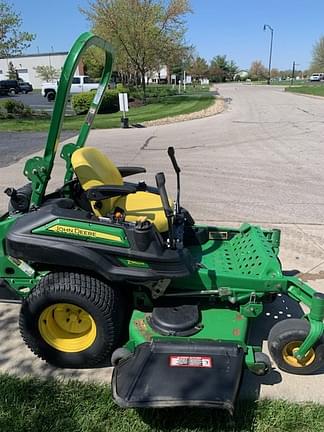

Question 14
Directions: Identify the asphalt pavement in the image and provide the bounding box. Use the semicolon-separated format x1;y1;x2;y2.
0;92;75;168
0;91;74;115
0;131;76;168
0;83;324;403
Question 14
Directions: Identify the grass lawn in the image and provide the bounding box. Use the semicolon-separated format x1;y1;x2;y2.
249;80;308;87
0;374;323;432
285;85;324;96
0;94;215;133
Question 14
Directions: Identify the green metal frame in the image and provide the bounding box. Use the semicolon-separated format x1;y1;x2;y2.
23;32;114;209
0;32;114;298
0;214;40;295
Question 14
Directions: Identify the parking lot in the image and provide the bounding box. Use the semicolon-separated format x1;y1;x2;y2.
0;92;75;115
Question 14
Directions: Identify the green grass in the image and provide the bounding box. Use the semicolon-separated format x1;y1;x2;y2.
285;84;324;96
0;374;323;432
0;94;215;132
249;80;308;86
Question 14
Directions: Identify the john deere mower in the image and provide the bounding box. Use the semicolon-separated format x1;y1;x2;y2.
0;33;323;412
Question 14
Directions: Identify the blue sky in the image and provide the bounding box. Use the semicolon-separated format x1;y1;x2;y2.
13;0;324;71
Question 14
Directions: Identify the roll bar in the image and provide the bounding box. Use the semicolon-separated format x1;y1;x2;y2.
24;32;114;208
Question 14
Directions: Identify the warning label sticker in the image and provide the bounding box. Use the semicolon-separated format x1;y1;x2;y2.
169;355;212;368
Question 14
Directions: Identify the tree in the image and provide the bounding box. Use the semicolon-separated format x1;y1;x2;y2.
82;46;105;79
310;36;324;72
34;65;60;82
165;44;193;83
188;56;209;80
0;1;35;57
227;59;239;80
7;61;18;79
81;0;192;98
249;60;267;81
270;68;280;79
209;55;238;82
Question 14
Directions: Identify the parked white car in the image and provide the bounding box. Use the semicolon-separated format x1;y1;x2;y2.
309;73;324;82
41;75;99;101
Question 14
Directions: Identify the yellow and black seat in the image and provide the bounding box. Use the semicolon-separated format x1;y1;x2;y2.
71;147;169;233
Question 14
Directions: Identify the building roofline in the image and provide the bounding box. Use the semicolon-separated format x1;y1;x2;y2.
0;52;68;60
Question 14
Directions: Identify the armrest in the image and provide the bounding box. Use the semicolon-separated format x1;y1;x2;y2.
117;166;146;177
86;184;137;201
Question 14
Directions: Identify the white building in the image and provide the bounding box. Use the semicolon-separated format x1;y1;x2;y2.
0;51;82;89
148;66;168;83
147;66;193;85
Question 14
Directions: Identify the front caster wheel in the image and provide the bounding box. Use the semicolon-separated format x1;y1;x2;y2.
268;319;324;375
20;272;126;368
254;352;272;376
111;347;132;366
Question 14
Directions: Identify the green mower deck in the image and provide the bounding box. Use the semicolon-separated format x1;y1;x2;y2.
0;32;323;412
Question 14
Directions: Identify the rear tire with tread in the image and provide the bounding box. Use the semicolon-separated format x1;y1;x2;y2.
19;272;126;368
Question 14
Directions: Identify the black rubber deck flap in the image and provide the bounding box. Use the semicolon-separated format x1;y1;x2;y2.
112;340;244;413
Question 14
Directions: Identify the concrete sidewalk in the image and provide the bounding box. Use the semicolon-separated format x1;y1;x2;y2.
0;83;324;404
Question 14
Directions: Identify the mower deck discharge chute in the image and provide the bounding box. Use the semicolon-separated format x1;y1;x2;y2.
0;32;323;412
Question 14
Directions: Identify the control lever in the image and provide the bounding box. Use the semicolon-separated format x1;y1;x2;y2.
167;146;181;214
155;172;174;247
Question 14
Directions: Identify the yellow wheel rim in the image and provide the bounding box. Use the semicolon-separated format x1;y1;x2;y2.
38;303;96;353
282;341;316;368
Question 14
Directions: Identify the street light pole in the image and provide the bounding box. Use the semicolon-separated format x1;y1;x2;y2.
290;61;299;86
291;61;296;85
263;24;274;85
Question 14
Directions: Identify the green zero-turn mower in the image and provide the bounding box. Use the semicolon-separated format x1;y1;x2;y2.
0;33;324;413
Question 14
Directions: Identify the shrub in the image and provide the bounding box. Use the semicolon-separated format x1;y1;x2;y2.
71;92;93;115
99;90;120;113
3;99;25;114
0;106;7;119
0;99;33;118
128;85;178;101
72;89;124;115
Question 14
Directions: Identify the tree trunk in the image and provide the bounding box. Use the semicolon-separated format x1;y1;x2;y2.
141;70;146;103
166;65;171;85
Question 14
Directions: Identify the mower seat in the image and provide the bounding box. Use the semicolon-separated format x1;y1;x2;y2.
71;147;169;233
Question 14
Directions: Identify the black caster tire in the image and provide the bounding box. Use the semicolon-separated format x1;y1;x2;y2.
254;352;272;376
111;347;132;366
268;318;324;375
19;272;126;368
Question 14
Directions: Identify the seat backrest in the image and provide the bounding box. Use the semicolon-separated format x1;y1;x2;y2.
71;147;123;216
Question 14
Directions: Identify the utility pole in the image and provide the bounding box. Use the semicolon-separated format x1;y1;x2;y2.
290;62;300;86
263;24;274;85
291;61;296;85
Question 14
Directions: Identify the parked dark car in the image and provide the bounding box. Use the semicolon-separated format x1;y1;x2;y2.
0;79;20;95
18;80;33;94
